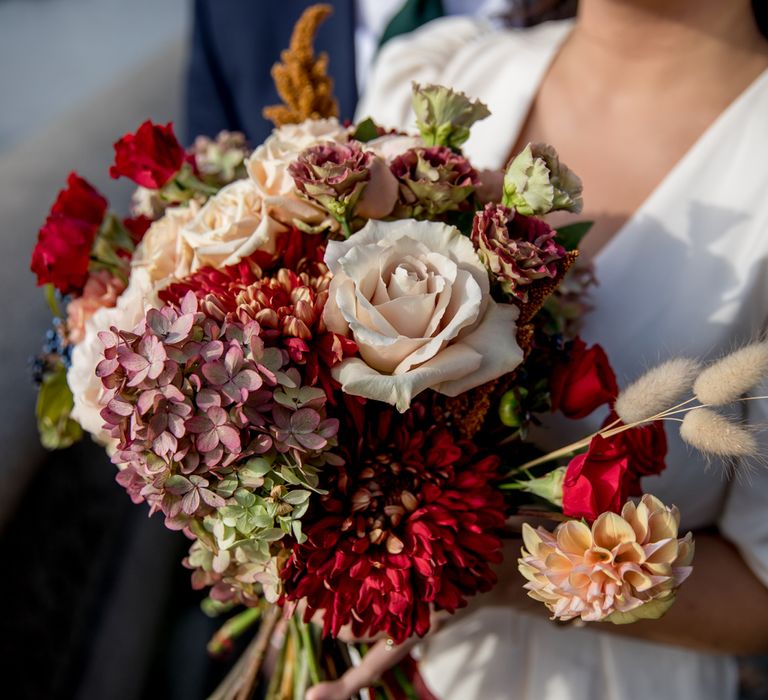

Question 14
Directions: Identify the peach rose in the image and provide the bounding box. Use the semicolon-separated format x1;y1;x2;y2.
323;219;524;411
67;270;127;344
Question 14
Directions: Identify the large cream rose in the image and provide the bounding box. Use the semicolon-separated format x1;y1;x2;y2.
247;118;349;198
180;179;283;272
324;219;524;411
68;268;159;443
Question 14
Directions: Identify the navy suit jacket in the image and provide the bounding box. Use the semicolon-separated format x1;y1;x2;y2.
185;0;358;145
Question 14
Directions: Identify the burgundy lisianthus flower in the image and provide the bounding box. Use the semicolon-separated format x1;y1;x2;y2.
281;404;506;643
289;141;374;218
550;337;618;419
471;203;566;301
390;146;478;219
110;120;185;189
30;173;108;294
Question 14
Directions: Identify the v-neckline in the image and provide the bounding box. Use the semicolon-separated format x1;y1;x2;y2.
477;19;768;265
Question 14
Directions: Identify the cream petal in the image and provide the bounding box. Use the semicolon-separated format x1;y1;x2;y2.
593;512;637;550
648;510;680;542
332;343;483;412
387;262;430;299
392;268;482;374
521;523;544;557
435;301;524;396
355;156;399;219
323;276;351;335
357;334;430;374
375;291;439;339
556;521;593;555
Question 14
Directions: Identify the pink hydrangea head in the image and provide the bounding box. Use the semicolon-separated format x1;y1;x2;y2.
97;286;340;529
471;203;566;302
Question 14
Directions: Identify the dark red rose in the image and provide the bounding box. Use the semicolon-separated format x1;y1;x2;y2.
562;434;629;521
30;216;97;294
550;337;618;419
109;120;185;188
122;215;152;245
30;173;107;294
50;172;107;225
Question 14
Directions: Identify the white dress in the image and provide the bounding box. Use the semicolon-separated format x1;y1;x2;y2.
358;17;768;700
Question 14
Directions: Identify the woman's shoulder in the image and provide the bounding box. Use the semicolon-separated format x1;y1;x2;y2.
356;17;574;132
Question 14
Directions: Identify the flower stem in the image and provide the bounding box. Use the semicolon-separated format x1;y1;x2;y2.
207;606;262;656
298;617;322;686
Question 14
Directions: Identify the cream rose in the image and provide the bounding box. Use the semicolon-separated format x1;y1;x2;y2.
247;118;349;198
132;200;200;284
68;268;159;444
324;219;524;411
180;179;282;272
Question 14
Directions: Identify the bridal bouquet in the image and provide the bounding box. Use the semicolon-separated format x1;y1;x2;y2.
31;4;766;698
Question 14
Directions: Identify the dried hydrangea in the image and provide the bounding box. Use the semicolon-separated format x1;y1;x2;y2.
98;290;340;530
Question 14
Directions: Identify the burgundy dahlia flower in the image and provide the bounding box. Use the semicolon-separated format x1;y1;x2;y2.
281;404;506;643
471;203;566;302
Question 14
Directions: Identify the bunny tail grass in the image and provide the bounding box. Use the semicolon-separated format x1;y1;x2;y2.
615;358;701;425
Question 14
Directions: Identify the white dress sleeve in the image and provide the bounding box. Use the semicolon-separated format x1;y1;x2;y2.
355;16;493;129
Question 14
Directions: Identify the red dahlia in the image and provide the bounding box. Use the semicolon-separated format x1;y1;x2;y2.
281;404;506;643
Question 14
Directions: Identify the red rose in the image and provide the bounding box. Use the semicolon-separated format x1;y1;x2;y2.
550;337;618;419
562;434;629;521
604;412;667;495
30;216;97;294
122;215;152;245
50;172;107;225
30;173;107;294
109;120;185;189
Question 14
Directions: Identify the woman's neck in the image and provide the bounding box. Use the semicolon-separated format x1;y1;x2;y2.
559;0;768;94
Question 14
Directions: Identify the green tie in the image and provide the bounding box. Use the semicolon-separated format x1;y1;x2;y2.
379;0;445;47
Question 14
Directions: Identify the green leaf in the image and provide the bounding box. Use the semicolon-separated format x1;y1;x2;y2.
351;117;380;143
256;528;286;542
282;489;311;506
36;366;82;450
555;221;593;251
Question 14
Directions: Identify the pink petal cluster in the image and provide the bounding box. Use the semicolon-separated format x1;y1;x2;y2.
519;494;694;623
471;203;566;301
97;290;339;529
